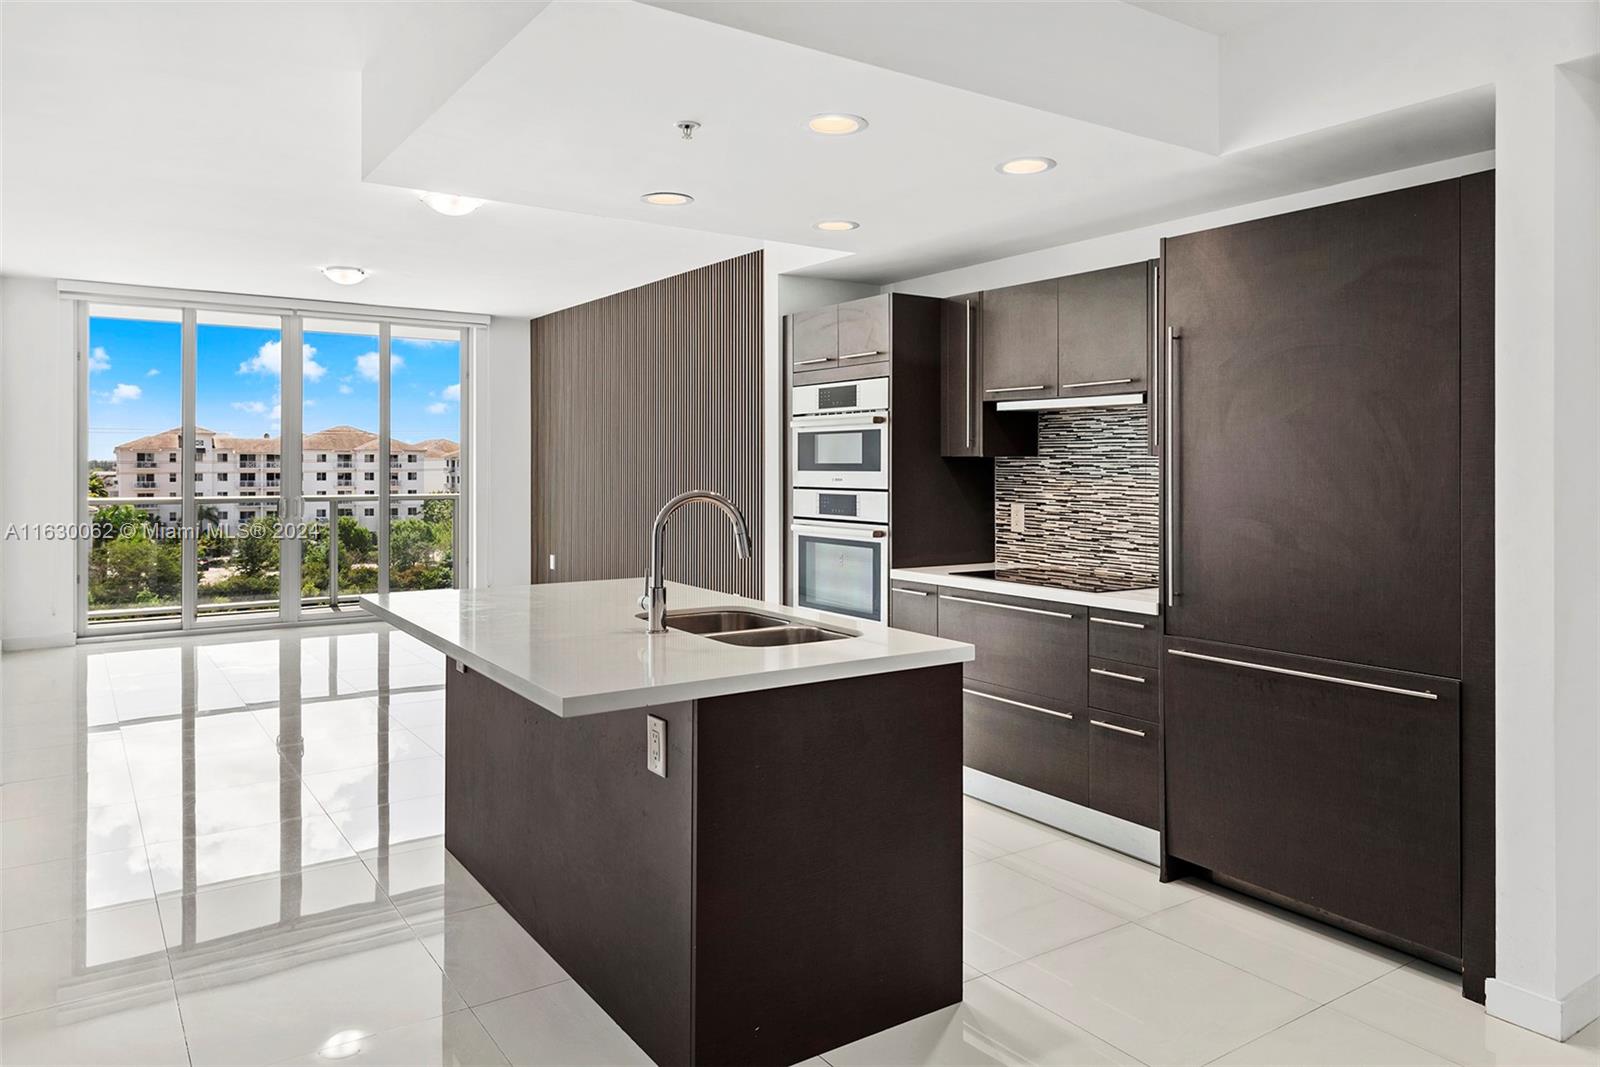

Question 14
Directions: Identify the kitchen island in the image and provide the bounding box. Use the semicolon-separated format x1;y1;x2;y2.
361;579;974;1067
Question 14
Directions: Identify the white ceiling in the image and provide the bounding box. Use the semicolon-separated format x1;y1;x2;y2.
1126;1;1295;38
2;1;1496;318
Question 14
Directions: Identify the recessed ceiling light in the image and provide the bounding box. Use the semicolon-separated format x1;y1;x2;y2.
814;220;860;232
997;157;1057;175
316;1031;367;1060
417;191;486;216
807;113;868;136
641;191;694;206
320;265;367;286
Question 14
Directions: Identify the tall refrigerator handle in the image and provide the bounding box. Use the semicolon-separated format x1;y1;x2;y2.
964;298;974;449
1165;326;1181;608
1148;263;1160;456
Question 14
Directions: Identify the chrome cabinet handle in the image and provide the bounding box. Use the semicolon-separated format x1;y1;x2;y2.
964;299;973;449
1091;719;1147;737
1167;648;1440;700
794;357;833;366
1090;616;1146;629
1165;326;1180;607
986;384;1049;393
839;350;883;360
1090;667;1147;684
942;594;1073;619
964;688;1074;721
892;587;930;597
1060;378;1134;389
1149;263;1160;456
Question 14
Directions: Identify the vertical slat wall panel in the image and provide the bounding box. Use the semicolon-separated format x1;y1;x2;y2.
530;251;764;597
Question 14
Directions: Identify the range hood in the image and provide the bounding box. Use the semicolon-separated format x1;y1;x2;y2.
995;391;1146;412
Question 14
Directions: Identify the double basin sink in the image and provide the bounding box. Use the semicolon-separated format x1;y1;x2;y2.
649;608;855;647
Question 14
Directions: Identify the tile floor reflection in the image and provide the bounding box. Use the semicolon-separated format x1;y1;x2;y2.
3;623;1597;1065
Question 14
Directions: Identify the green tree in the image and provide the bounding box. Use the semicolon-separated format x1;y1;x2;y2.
234;517;280;578
92;504;151;545
421;498;453;527
388;518;436;573
87;470;109;498
337;516;375;562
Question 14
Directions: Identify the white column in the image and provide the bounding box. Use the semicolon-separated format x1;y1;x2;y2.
1488;59;1600;1042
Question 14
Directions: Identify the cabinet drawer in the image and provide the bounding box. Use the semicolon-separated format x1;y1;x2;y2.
936;591;1086;705
1087;710;1160;829
888;582;938;636
963;684;1087;805
1163;637;1462;957
1087;610;1159;668
1088;657;1159;723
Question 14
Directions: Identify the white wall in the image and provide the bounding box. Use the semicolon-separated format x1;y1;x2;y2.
777;274;880;316
0;276;76;648
477;315;531;588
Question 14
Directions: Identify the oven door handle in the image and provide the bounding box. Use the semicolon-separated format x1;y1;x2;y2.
791;522;888;540
790;412;888;427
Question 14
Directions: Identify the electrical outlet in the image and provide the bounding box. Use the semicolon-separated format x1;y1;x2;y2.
646;715;667;778
1010;502;1026;534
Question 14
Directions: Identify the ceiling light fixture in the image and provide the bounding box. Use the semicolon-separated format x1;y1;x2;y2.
807;113;868;136
417;191;486;216
997;157;1057;175
813;220;860;232
320;265;368;286
641;191;694;206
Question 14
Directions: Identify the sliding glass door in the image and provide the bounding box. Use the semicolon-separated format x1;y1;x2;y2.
78;297;469;636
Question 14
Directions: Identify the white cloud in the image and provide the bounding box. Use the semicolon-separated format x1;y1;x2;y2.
88;347;111;373
442;383;460;402
232;400;269;415
355;351;404;382
426;402;448;415
146;368;161;377
108;383;142;403
338;384;353;395
239;340;326;382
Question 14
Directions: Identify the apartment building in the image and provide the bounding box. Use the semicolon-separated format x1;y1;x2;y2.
111;424;459;531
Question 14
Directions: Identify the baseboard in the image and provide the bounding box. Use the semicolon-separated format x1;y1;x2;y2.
1;632;75;652
1485;972;1600;1041
963;767;1161;865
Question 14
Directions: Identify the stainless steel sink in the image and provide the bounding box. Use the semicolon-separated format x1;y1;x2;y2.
634;607;855;645
706;625;850;647
660;609;793;635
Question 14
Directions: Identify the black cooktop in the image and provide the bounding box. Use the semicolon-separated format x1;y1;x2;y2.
959;567;1154;594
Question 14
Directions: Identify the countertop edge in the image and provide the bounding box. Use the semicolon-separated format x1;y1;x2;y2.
889;565;1161;616
361;594;974;718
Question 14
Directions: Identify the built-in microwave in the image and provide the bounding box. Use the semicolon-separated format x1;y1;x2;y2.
792;376;889;417
792;487;889;525
790;413;889;490
789;519;889;622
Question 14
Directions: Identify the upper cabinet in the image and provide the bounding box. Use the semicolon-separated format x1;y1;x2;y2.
1058;262;1151;400
979;279;1059;400
790;305;839;374
835;296;891;372
941;293;1037;458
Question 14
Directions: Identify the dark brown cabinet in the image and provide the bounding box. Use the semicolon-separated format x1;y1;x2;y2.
1163;637;1462;958
980;279;1058;400
1057;262;1151;400
836;295;891;372
1163;180;1462;678
940;294;1036;459
791;305;839;374
888;582;938;636
1087;658;1158;723
1086;710;1160;828
935;589;1085;707
1087;609;1160;668
963;684;1087;805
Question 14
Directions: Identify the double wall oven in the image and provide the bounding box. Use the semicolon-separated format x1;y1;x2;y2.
789;377;891;621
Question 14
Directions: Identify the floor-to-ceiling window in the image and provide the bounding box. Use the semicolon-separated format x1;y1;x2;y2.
77;291;475;635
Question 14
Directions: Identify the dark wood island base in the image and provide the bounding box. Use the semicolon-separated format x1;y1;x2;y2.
444;661;965;1066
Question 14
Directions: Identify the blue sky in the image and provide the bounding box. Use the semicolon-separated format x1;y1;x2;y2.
87;317;461;460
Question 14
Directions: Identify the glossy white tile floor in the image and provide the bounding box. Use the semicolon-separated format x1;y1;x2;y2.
3;624;1596;1066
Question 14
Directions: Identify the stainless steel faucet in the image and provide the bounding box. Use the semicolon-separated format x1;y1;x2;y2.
641;490;754;634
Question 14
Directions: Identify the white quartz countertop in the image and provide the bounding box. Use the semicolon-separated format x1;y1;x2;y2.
889;562;1161;616
360;580;974;717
